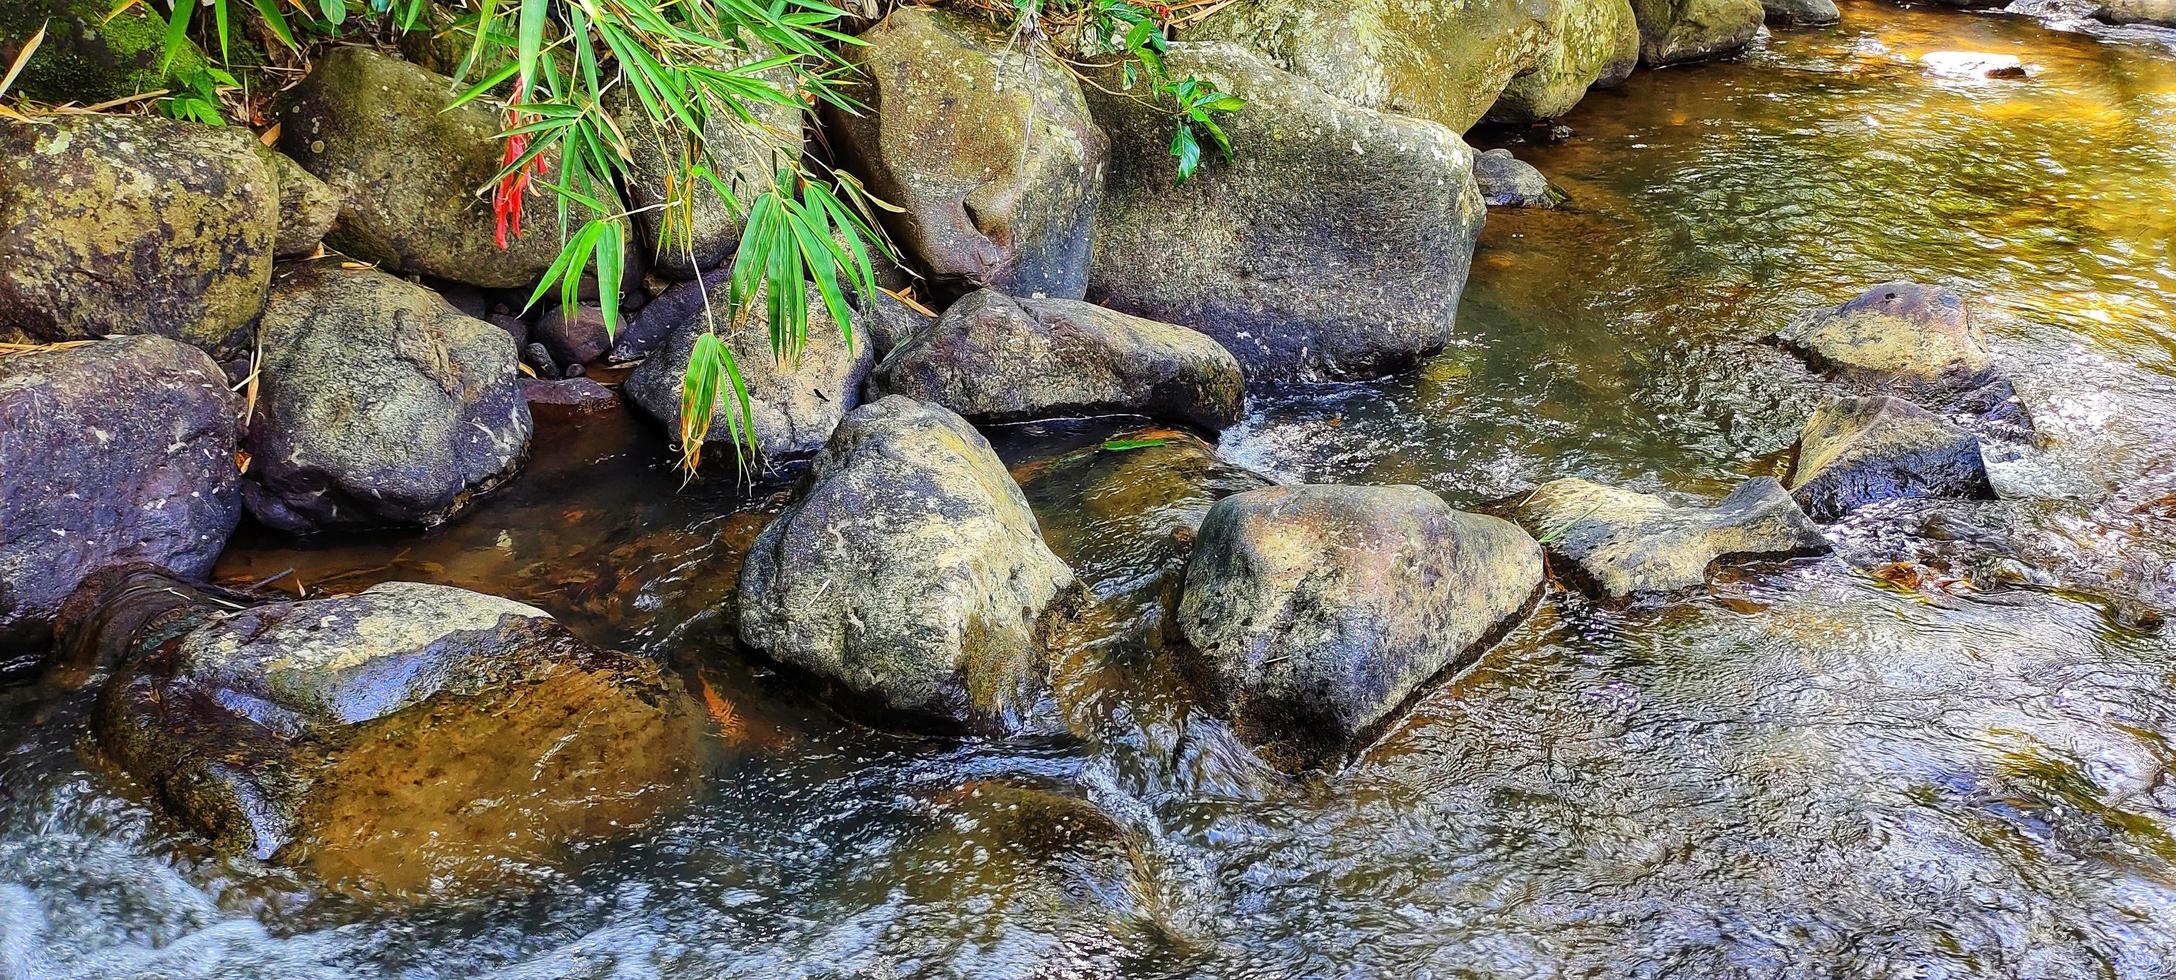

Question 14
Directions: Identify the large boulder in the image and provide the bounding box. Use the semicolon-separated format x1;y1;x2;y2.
825;7;1107;298
245;261;532;533
1630;0;1764;65
1487;0;1642;123
738;396;1074;734
1084;42;1486;383
71;571;698;900
0;115;278;360
1515;477;1828;598
0;0;205;105
1177;484;1542;770
1186;0;1613;134
1788;396;1995;520
0;338;240;659
275;47;581;288
623;287;874;461
610;59;805;280
1761;0;1840;25
870;290;1245;431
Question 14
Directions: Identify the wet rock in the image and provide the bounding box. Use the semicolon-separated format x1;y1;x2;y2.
1474;149;1558;208
1084;43;1485;383
1762;0;1841;25
0;0;205;104
276;47;600;288
1516;477;1828;598
738;396;1074;734
825;7;1107;298
523;341;560;379
871;290;1244;432
0;115;279;360
261;149;340;260
0;338;241;657
1788;396;1995;520
1488;0;1643;123
623;286;873;460
1188;0;1627;134
1177;484;1542;770
611;265;729;363
2096;0;2176;25
1773;281;2028;427
75;570;698;899
1630;0;1764;65
610;57;803;279
522;376;620;421
245;261;532;534
535;303;612;367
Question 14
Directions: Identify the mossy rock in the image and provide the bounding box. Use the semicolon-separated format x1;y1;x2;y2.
0;0;206;105
1488;0;1641;123
1630;0;1764;65
0;114;278;359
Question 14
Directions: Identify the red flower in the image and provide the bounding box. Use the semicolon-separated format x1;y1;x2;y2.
493;110;552;248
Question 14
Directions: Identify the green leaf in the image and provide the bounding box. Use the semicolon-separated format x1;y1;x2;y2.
515;0;548;93
1170;124;1201;183
1101;437;1171;452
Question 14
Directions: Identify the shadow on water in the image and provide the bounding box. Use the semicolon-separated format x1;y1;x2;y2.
6;1;2176;975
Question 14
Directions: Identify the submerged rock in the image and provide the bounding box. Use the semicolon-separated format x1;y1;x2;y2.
1489;0;1643;124
74;571;698;900
1474;149;1559;208
0;115;279;360
871;290;1245;432
245;261;532;534
1788;396;1995;520
623;286;873;461
1516;477;1828;598
1084;42;1485;382
1177;484;1542;770
1773;281;2028;427
826;7;1107;298
275;47;585;288
1761;0;1841;25
0;337;241;658
738;396;1074;734
1630;0;1765;65
0;0;204;104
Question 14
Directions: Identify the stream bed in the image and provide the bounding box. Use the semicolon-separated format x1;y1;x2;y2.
6;2;2176;976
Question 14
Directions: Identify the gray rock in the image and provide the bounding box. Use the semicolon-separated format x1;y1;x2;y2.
1774;281;2027;429
871;290;1244;431
1084;42;1486;383
2097;0;2176;24
1177;484;1542;770
1516;477;1828;598
535;303;612;366
1474;149;1558;208
623;286;873;460
825;7;1107;298
1630;0;1764;65
0;337;241;656
76;571;698;899
738;396;1074;734
0;115;279;360
864;288;936;361
1762;0;1840;25
276;47;608;289
245;260;532;533
1788;396;1995;520
522;376;620;421
261;148;340;260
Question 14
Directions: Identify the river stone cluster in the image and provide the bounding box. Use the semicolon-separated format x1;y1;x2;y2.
67;569;699;900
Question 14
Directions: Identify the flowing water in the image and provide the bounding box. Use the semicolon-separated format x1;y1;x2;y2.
6;2;2176;976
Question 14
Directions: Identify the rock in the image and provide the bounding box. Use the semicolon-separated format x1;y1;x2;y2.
825;7;1107;298
522;376;620;421
1473;149;1558;208
245;261;532;533
1176;484;1542;770
611;60;804;279
738;396;1074;734
871;290;1244;431
1188;0;1590;134
611;265;730;363
1772;281;2027;428
1488;0;1643;123
1084;42;1486;383
1630;0;1764;65
0;0;205;105
74;571;698;899
0;338;241;656
487;312;529;349
276;47;593;288
1787;396;1995;520
864;288;936;360
0;115;279;360
1762;0;1841;25
2097;0;2176;25
261;149;340;259
1515;477;1828;598
535;303;612;366
623;286;873;460
523;341;560;379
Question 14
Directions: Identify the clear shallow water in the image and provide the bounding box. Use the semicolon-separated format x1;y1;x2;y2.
7;3;2176;976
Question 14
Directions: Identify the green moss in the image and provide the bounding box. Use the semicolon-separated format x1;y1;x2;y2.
0;0;206;104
